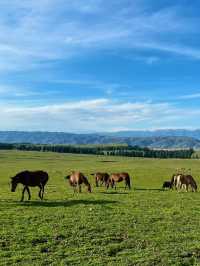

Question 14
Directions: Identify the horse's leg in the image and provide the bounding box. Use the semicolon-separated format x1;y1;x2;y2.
73;186;76;194
38;184;43;200
26;186;31;200
41;184;45;199
79;185;82;193
21;186;26;202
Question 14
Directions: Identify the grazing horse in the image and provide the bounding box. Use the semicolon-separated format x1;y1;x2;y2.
180;175;197;192
107;172;131;190
65;171;91;193
162;181;172;190
171;174;197;192
91;172;110;187
11;170;49;201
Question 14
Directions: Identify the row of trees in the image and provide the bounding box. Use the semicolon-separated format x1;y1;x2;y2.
0;143;194;159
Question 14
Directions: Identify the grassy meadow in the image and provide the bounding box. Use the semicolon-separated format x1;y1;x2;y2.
1;150;200;265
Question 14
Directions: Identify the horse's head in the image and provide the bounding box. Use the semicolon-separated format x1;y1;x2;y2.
64;175;70;180
87;183;92;193
10;176;18;192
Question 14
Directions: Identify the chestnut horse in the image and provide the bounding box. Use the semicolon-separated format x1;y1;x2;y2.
11;170;49;201
91;172;110;187
65;171;91;193
107;172;131;190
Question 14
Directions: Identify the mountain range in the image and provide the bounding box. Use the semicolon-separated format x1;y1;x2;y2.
0;130;200;148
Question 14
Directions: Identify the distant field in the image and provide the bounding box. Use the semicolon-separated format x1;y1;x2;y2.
1;150;200;265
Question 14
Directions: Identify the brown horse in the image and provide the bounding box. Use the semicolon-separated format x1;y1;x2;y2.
91;172;110;187
171;174;197;192
11;170;49;201
180;174;197;192
65;171;91;193
107;172;131;190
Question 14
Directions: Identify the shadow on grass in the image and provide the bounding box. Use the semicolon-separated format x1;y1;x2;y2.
134;187;163;192
9;199;118;207
99;191;129;195
99;160;118;163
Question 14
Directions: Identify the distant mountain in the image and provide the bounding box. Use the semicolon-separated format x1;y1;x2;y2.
0;131;200;148
124;136;200;149
103;129;200;139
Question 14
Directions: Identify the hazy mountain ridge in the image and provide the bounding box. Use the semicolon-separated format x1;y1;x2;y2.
0;131;200;148
103;129;200;139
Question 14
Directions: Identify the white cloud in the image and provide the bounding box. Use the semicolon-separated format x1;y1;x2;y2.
1;98;200;132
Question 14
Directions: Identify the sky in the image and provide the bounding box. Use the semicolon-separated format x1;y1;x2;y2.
1;0;200;132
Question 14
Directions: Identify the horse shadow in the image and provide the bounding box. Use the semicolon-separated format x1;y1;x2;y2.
99;191;129;195
134;187;163;192
11;199;118;207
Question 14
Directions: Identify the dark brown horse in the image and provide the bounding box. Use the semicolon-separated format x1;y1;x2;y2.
11;170;49;201
65;171;91;193
107;172;131;190
180;174;197;192
171;174;197;192
91;172;110;187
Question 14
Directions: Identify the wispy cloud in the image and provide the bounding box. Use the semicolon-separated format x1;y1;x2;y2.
179;93;200;100
1;98;200;131
0;1;199;73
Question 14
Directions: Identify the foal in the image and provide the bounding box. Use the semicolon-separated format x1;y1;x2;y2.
65;171;91;193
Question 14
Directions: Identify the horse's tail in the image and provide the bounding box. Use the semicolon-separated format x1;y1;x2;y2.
190;176;197;191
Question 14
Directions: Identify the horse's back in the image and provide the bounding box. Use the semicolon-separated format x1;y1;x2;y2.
17;170;49;186
70;171;84;184
111;172;130;181
95;172;109;181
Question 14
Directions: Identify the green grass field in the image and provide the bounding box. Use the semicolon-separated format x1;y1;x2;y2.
1;150;200;265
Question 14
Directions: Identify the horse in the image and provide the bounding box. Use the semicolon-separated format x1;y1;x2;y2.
11;170;49;201
107;172;131;190
179;175;197;192
65;171;91;193
171;174;197;192
162;181;172;190
91;172;110;187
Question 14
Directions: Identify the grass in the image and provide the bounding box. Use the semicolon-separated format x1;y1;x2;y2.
1;150;200;265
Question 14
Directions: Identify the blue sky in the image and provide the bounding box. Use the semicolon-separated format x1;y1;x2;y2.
1;0;200;132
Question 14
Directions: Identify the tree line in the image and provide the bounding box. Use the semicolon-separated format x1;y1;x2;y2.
0;143;195;159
